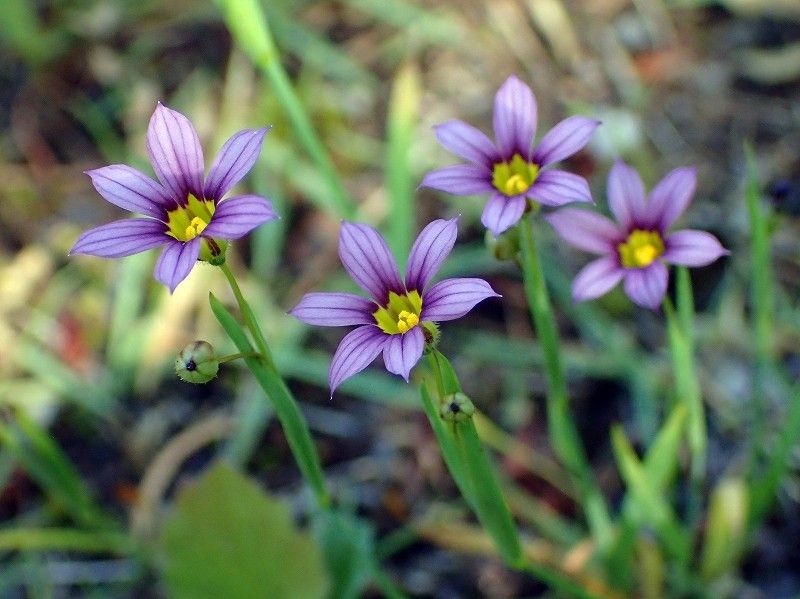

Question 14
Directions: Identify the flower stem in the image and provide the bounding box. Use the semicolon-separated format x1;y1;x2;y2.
209;282;330;508
218;262;275;370
218;352;261;365
516;215;612;550
663;287;706;496
421;351;605;599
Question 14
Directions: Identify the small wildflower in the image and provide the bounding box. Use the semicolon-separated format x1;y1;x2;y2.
70;103;278;292
289;218;500;395
546;160;729;310
420;75;599;237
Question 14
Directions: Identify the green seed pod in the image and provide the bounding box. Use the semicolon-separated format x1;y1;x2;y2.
175;341;219;384
440;392;475;422
485;226;520;262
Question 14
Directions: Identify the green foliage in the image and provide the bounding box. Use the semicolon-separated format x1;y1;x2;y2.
161;462;329;599
313;510;375;599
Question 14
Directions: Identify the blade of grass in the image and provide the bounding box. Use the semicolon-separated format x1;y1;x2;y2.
385;63;421;264
217;0;355;219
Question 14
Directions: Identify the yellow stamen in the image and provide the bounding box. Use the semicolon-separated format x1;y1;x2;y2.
184;216;208;240
373;291;423;335
492;154;539;196
166;194;216;242
618;230;665;268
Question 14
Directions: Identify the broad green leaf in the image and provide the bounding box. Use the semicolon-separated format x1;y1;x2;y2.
161;462;328;599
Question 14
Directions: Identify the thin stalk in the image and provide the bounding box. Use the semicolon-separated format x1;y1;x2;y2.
744;143;773;474
663;293;705;515
219;262;276;369
218;352;261;365
516;215;612;549
216;0;355;218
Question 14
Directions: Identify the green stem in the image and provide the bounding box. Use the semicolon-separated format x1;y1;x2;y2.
209;292;330;507
516;215;612;549
217;0;354;218
0;528;136;554
219;262;276;369
218;352;261;365
663;293;706;491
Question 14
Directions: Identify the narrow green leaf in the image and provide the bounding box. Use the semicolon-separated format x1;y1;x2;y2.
700;478;748;581
0;528;135;554
385;63;421;264
642;404;687;490
312;511;375;599
209;293;329;506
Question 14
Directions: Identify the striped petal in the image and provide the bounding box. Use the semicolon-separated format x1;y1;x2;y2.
572;256;625;302
481;193;527;236
69;218;166;258
663;229;728;267
204;127;270;199
545;208;621;254
202;194;278;240
493;75;537;158
419;165;494;196
532;116;599;167
607;160;647;230
434;120;497;168
85;165;173;218
623;262;668;310
528;169;593;207
382;326;425;382
421;278;499;322
329;325;387;396
645;166;697;231
339;222;403;304
146;103;205;200
405;217;458;292
289;292;375;327
153;237;201;293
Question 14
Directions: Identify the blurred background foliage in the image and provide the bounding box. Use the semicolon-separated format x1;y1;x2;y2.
1;0;800;597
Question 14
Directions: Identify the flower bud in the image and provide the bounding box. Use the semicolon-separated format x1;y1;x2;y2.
439;392;475;422
175;341;219;384
485;227;520;262
422;321;441;352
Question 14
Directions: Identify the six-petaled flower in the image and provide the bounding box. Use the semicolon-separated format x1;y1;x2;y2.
289;218;500;395
70;103;278;292
420;75;599;237
546;160;728;310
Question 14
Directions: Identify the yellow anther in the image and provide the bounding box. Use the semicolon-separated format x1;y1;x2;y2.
397;321;409;333
372;290;423;335
618;230;665;268
504;174;528;195
183;216;208;241
398;310;410;319
405;313;419;327
492;154;539;196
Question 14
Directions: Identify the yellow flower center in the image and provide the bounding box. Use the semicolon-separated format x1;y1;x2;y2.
373;290;423;335
618;229;665;269
166;194;216;242
492;154;539;196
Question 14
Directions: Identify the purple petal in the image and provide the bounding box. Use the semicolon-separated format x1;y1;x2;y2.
421;278;500;322
289;292;374;327
434;120;497;168
85;165;174;218
532;116;599;167
69;218;166;258
572;256;625;302
339;222;403;304
146;103;205;200
545;208;621;254
204;127;270;200
493;75;537;158
382;327;425;382
623;262;668;310
154;238;201;293
663;229;728;267
528;169;593;207
201;195;278;240
419;165;493;196
481;193;527;236
607;160;646;230
329;325;387;395
644;166;697;231
405;218;458;292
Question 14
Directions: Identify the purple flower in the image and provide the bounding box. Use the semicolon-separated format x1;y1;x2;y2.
546;160;728;310
289;218;499;395
70;103;278;292
420;75;599;237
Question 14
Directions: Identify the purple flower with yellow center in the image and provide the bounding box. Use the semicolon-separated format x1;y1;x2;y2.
70;103;278;292
546;160;728;310
420;75;599;237
289;218;499;395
